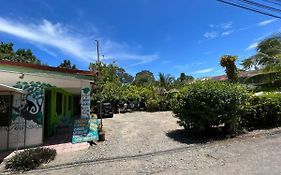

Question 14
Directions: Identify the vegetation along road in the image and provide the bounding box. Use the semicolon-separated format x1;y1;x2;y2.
21;112;281;175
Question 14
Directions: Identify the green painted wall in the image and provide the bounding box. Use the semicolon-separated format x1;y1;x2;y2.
44;88;75;137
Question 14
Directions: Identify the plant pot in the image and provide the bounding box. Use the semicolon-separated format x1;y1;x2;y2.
99;131;105;142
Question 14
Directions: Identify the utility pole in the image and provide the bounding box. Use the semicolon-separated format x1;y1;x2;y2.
95;40;103;132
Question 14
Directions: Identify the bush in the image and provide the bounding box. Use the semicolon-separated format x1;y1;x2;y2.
146;98;160;112
5;148;56;172
241;92;281;129
172;80;250;135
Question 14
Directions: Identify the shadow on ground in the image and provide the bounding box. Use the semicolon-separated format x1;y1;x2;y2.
0;151;13;164
166;129;231;145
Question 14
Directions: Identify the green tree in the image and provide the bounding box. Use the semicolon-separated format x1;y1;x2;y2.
0;42;41;64
0;42;14;60
172;73;194;89
89;61;133;85
158;73;175;89
133;70;155;86
57;59;77;70
220;55;238;83
241;35;281;72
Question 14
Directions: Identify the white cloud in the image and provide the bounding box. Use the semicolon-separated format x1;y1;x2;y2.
221;30;234;36
246;42;258;50
0;17;158;65
209;24;215;28
194;68;213;74
204;21;234;40
221;22;233;29
204;32;218;39
257;19;277;26
175;62;205;71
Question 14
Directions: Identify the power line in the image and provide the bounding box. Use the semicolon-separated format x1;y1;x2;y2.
262;0;281;6
237;0;281;13
217;0;281;19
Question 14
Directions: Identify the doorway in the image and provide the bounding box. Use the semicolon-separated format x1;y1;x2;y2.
44;90;51;138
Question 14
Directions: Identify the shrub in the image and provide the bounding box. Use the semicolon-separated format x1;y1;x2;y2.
5;148;56;172
241;92;281;129
172;80;250;135
146;98;160;112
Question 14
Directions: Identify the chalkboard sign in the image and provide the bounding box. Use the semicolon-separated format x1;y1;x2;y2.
72;118;99;143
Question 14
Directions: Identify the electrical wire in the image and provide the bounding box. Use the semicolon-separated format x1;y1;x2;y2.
217;0;281;19
237;0;281;13
262;0;281;6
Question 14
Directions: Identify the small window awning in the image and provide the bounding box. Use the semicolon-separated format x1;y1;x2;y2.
0;84;25;94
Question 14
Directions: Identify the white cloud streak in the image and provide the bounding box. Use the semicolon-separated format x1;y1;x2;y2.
204;21;234;39
246;42;258;50
193;68;213;74
221;30;234;36
0;17;158;65
257;19;277;26
204;32;218;39
221;22;233;29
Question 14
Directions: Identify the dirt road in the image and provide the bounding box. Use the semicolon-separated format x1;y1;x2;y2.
10;112;281;174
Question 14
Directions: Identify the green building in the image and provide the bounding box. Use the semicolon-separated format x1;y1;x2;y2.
0;60;95;151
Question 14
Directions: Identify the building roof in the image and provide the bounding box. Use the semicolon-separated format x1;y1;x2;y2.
0;60;96;80
0;83;24;93
210;71;258;81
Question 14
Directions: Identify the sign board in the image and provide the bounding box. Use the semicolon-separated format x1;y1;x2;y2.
81;86;91;119
72;118;99;143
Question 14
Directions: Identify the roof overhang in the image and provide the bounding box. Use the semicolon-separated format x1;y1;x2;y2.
0;84;25;94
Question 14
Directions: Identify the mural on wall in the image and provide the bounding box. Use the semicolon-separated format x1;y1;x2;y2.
12;81;53;128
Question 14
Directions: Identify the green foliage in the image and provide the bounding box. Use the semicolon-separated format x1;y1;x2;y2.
245;71;281;91
0;42;41;64
241;92;281;129
179;73;194;83
241;35;281;72
172;80;250;135
220;55;238;83
57;59;77;70
5;148;56;172
101;82;122;103
133;70;155;87
146;98;160;112
89;62;133;85
158;73;175;89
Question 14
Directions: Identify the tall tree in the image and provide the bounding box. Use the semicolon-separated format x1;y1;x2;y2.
220;55;238;83
179;73;194;83
0;42;41;64
241;35;281;72
58;59;77;70
158;73;175;89
89;61;134;85
15;49;41;64
133;70;155;87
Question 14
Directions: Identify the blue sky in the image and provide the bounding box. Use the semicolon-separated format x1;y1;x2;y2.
0;0;280;78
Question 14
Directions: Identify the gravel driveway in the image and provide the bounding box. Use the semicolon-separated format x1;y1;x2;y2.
46;111;187;166
8;111;281;174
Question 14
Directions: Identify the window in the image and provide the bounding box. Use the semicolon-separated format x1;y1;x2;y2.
56;93;62;115
0;95;12;126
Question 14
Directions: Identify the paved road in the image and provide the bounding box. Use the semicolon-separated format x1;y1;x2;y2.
8;112;281;174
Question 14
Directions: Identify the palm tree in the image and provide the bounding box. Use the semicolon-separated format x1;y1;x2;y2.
241;35;281;72
158;73;175;90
